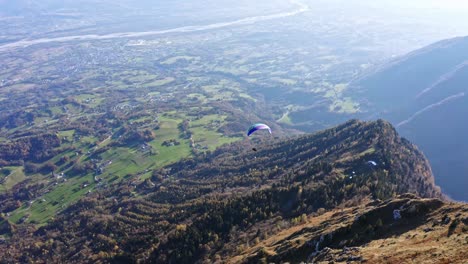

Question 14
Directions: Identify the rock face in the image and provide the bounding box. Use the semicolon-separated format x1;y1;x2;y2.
0;119;449;263
349;36;468;201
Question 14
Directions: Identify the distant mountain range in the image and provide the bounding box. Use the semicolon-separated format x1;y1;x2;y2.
349;36;468;201
2;119;461;263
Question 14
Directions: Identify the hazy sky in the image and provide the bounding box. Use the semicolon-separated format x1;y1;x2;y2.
405;0;468;9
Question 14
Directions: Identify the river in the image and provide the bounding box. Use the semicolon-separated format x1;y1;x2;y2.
0;0;309;52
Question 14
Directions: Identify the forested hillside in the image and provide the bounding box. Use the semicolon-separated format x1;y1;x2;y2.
0;119;447;263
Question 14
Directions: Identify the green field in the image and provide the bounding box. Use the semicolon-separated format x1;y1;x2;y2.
191;115;241;150
0;167;25;193
8;174;94;225
277;112;293;125
144;77;175;87
161;55;199;65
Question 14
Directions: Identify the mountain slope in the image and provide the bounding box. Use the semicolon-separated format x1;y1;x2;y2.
0;119;446;263
353;36;468;109
349;36;468;201
233;194;468;263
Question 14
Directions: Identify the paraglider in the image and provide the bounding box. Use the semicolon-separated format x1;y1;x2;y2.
393;209;401;220
247;123;271;136
247;123;271;152
367;160;377;166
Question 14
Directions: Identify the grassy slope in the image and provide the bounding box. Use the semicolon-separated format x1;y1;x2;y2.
231;196;468;263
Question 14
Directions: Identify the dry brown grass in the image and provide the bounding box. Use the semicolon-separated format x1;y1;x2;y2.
225;198;468;264
361;203;468;264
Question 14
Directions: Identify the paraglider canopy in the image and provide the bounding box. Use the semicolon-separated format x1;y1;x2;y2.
367;160;377;166
393;209;401;220
247;123;272;136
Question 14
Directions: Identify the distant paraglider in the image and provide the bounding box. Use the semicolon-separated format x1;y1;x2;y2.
367;160;377;166
247;123;272;136
393;209;401;220
247;123;271;152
